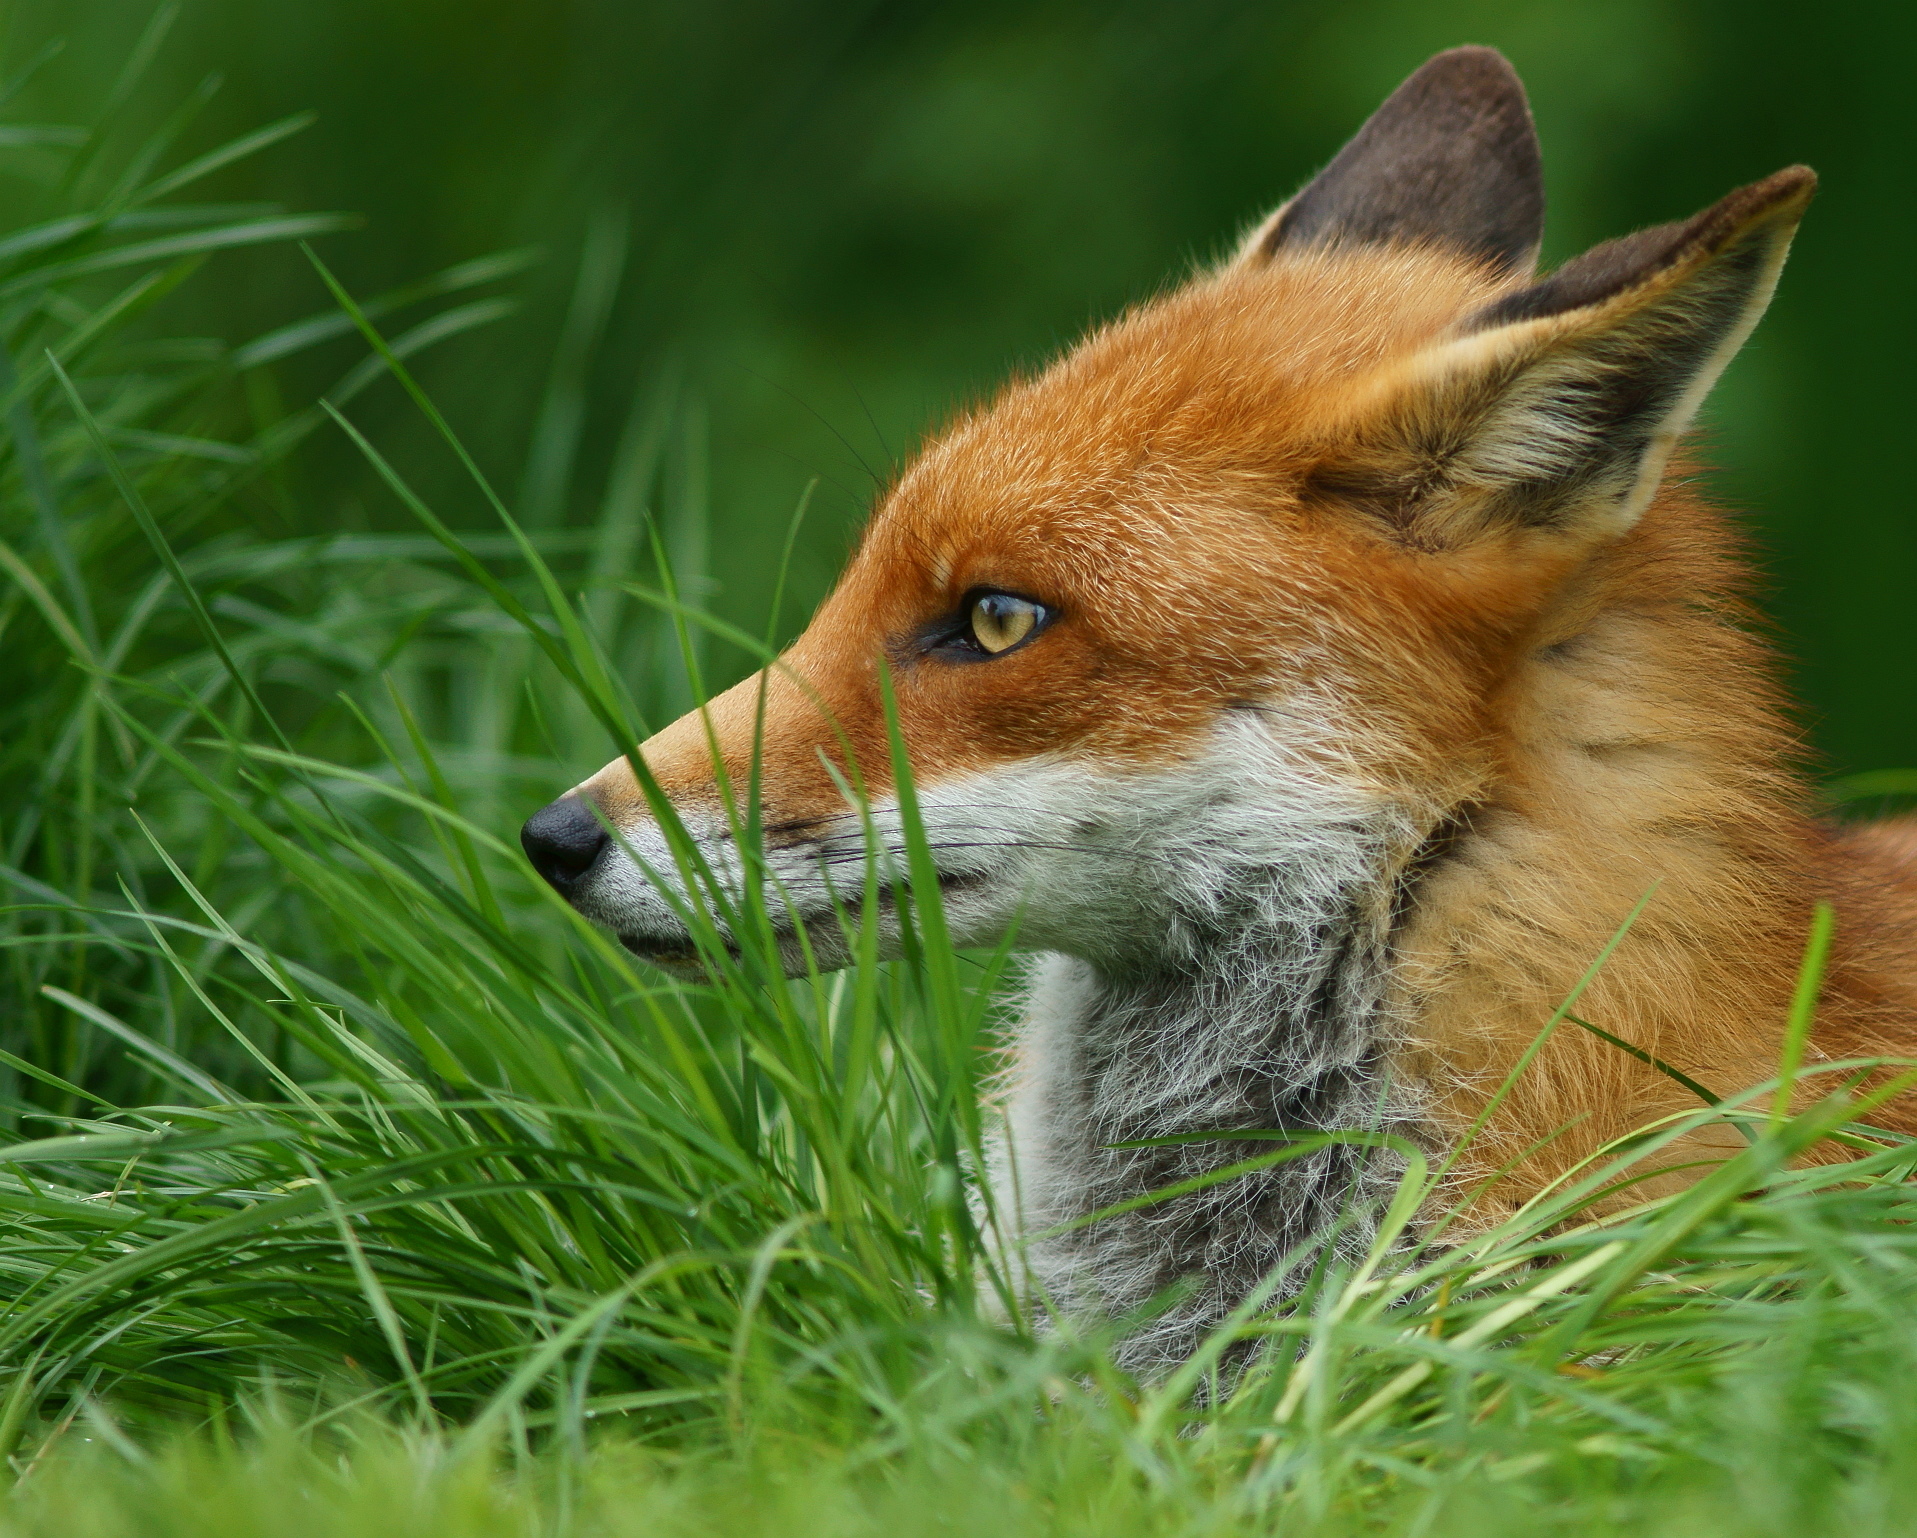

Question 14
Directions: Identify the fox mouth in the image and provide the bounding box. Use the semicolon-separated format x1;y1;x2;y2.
617;934;710;966
613;865;994;969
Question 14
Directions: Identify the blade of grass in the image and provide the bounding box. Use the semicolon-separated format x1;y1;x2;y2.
1774;900;1836;1130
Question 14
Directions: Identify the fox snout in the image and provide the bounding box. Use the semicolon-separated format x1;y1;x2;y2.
517;675;952;973
524;682;1412;989
519;720;1072;975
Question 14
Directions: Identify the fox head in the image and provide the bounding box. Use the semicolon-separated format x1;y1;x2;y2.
522;46;1813;979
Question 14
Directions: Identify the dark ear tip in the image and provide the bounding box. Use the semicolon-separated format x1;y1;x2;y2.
1723;166;1818;222
1691;165;1817;253
1417;44;1523;79
1394;44;1531;110
1754;164;1818;207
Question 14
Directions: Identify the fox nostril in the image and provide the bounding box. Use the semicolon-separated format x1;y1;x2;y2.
520;795;610;895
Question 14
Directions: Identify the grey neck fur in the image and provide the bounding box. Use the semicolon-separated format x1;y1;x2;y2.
998;834;1433;1376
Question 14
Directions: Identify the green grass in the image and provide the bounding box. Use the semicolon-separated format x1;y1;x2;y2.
8;50;1917;1538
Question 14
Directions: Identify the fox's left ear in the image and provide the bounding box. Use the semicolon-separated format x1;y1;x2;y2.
1235;47;1545;277
1311;166;1816;548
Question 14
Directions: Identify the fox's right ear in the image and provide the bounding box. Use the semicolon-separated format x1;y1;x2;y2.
1235;46;1544;278
1307;166;1816;550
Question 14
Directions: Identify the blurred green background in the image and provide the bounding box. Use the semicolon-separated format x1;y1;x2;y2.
13;0;1914;774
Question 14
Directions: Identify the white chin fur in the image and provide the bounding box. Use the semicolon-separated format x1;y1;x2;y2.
566;707;1408;976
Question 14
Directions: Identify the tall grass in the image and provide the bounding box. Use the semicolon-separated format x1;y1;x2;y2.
8;40;1917;1537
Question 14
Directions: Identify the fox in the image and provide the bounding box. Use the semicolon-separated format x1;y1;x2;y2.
521;46;1917;1372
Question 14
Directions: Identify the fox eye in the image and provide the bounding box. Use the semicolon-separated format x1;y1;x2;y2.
968;592;1046;655
918;589;1053;662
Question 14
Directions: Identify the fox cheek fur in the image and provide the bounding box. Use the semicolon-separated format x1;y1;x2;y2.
523;46;1917;1373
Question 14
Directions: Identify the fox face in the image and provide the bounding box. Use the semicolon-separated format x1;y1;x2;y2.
522;48;1812;1002
534;247;1501;977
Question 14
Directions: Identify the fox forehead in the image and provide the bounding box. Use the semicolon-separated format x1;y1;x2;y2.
805;246;1524;721
870;244;1509;582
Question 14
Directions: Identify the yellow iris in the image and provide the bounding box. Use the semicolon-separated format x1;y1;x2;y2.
970;593;1041;653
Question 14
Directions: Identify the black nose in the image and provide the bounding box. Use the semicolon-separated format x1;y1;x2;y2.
521;795;610;895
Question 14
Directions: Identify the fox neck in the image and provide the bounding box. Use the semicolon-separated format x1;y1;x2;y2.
999;802;1436;1374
